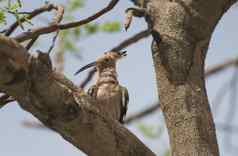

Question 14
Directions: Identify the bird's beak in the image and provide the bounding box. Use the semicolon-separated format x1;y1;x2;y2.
119;50;127;57
74;62;96;75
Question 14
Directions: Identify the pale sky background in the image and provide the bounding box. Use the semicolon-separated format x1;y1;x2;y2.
0;0;238;156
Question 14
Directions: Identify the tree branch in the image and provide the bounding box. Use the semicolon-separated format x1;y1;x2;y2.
111;29;151;51
0;94;14;108
26;4;64;50
79;68;97;89
125;103;159;124
0;35;155;156
4;3;58;36
13;0;119;42
205;57;238;77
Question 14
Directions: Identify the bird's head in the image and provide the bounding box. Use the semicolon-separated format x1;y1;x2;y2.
74;51;127;75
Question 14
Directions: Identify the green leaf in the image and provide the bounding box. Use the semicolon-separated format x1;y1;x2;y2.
137;123;162;139
64;40;78;52
21;14;33;25
100;21;121;32
72;27;81;39
84;23;99;34
61;30;70;37
9;2;21;12
163;149;171;156
68;0;84;12
0;10;6;25
65;15;75;21
17;0;22;8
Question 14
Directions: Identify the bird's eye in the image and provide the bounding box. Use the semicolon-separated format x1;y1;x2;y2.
105;58;110;62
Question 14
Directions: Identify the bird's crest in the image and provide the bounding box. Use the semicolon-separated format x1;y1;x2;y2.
74;51;127;75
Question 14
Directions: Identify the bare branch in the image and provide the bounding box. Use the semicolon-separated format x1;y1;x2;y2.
111;29;151;51
125;103;159;124
58;0;119;29
0;94;14;108
4;4;57;36
52;35;65;73
205;57;238;77
217;123;238;133
25;36;38;50
13;0;119;42
22;120;49;130
47;30;59;54
79;68;97;89
25;4;64;50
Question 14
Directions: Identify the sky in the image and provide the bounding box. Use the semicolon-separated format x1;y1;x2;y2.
0;0;238;156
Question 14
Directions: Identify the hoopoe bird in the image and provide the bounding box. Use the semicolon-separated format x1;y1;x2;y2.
74;51;129;123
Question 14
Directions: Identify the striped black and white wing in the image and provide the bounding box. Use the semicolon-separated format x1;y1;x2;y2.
87;85;98;98
119;86;129;123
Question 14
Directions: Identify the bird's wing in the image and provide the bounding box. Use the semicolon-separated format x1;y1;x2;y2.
87;85;98;97
119;86;129;123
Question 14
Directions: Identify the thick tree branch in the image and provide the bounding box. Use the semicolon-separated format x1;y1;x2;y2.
13;0;119;42
0;35;155;156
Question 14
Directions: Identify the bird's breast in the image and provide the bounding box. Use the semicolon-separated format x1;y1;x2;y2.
96;84;121;120
96;84;119;98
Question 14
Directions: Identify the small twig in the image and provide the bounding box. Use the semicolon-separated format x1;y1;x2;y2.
79;68;97;89
224;67;238;149
25;4;64;50
52;35;65;73
0;94;15;108
111;29;151;51
48;30;59;54
7;11;33;15
124;8;147;31
211;80;231;113
205;57;238;77
21;120;49;131
125;103;160;124
25;36;38;50
215;123;238;133
4;3;57;36
13;0;119;42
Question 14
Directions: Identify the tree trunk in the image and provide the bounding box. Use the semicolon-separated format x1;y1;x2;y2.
147;0;238;155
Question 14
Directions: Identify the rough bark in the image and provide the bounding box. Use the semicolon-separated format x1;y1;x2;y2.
145;0;238;155
0;35;155;156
